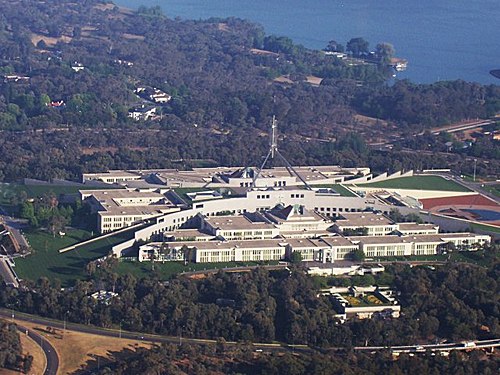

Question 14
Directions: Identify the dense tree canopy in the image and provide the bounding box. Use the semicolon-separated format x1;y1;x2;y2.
0;0;497;182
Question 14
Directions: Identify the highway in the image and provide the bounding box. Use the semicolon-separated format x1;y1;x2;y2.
0;309;295;354
355;338;500;353
16;323;59;375
1;309;498;359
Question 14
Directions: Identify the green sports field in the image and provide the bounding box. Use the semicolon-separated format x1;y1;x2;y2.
353;176;471;192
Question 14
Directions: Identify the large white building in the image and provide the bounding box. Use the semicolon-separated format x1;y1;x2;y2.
200;214;280;241
80;188;180;233
333;212;399;236
82;165;371;189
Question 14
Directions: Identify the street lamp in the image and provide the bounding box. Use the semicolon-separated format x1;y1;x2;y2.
473;159;477;182
63;311;70;336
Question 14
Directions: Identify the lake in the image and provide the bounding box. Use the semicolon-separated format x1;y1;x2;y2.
114;0;500;84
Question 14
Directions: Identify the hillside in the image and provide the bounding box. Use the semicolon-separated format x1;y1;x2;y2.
0;0;498;181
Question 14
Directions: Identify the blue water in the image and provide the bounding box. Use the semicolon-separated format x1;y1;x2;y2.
114;0;500;85
463;209;500;222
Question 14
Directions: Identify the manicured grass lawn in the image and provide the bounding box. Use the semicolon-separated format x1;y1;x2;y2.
353;176;471;192
115;260;278;280
14;228;137;286
312;184;357;197
0;182;121;205
482;184;500;198
470;222;500;234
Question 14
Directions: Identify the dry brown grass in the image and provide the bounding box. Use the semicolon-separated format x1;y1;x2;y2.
13;320;151;375
305;75;323;86
122;33;145;41
20;332;47;375
0;328;46;375
353;114;388;127
31;33;72;47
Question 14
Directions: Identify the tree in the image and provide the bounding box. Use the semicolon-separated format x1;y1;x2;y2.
289;251;303;263
23;355;33;373
349;249;365;262
346;37;369;57
325;40;344;53
375;42;395;64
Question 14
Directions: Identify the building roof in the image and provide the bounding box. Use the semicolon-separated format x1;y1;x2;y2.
204;215;276;231
83;170;142;179
398;223;438;231
164;239;289;250
349;235;408;245
315;236;357;248
82;189;178;216
265;204;326;223
335;213;396;228
163;229;214;238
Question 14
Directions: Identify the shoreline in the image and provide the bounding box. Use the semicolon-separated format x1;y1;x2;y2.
490;70;500;80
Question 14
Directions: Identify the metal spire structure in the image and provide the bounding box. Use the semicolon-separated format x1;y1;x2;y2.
250;116;312;191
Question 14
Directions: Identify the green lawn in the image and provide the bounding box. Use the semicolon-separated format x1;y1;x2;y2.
115;260;279;280
0;182;122;205
352;176;471;192
14;227;138;286
469;222;500;234
482;184;500;198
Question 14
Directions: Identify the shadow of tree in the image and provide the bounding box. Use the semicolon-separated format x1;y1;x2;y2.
70;346;141;375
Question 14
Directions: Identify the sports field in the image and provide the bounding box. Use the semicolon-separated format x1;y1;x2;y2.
353;176;471;192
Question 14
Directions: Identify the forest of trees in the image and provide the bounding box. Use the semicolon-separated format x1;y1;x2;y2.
0;0;497;182
0;319;32;373
89;343;499;375
1;247;498;349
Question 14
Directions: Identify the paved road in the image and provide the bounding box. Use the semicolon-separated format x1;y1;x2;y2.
2;309;498;360
355;338;500;353
15;323;59;375
0;309;302;354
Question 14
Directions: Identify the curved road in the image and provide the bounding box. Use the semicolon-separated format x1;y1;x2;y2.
15;323;59;375
2;309;499;361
